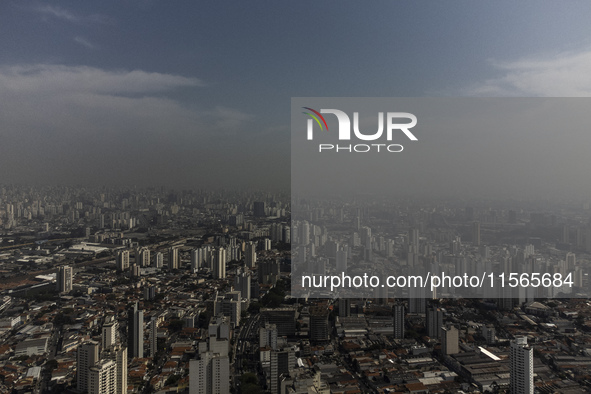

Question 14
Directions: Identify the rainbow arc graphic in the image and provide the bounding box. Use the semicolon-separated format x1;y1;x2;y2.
302;107;329;132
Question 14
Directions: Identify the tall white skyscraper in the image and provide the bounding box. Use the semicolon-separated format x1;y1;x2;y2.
168;247;179;270
116;250;130;271
154;251;164;268
510;337;534;394
213;248;226;279
190;352;230;394
82;337;126;394
441;325;459;355
56;265;73;293
299;221;310;246
88;359;117;394
191;249;203;273
102;317;117;350
136;247;150;267
189;318;230;394
114;346;127;394
77;340;99;392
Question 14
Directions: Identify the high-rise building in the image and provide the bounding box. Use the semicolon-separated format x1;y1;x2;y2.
185;314;196;328
116;250;130;271
114;346;127;394
408;294;426;314
245;242;257;269
168;247;179;270
270;348;296;394
150;317;158;358
136;247;150;267
213;248;226;279
130;264;140;278
409;228;419;253
189;351;230;394
56;265;73;293
207;316;231;345
127;302;143;359
189;356;207;394
261;308;296;337
283;226;291;244
189;318;230;394
229;214;244;227
88;359;117;394
299;221;310;246
361;226;372;250
258;259;280;285
336;250;347;273
473;221;481;246
426;307;443;339
309;306;330;343
260;323;278;350
154;252;164;268
510;337;534;394
77;340;99;392
566;252;576;270
235;269;251;301
440;325;459;355
102;317;117;350
213;291;241;328
482;325;496;345
191;249;203;273
338;298;351;317
393;305;405;339
143;285;156;301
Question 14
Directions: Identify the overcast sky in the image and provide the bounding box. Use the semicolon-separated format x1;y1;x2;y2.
2;1;591;192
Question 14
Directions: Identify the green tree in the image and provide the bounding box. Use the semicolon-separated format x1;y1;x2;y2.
45;359;59;372
165;374;181;386
240;373;262;394
169;319;184;332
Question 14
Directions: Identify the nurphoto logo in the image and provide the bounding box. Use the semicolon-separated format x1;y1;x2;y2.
303;107;418;153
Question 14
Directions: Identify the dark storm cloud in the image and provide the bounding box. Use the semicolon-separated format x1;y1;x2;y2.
0;64;284;190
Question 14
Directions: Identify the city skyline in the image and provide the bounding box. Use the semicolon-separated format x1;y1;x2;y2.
3;3;591;393
0;182;589;392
